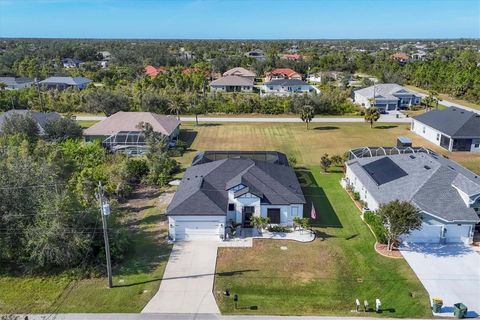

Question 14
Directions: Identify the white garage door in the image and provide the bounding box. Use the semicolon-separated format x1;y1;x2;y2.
445;225;471;243
175;221;221;241
403;224;442;243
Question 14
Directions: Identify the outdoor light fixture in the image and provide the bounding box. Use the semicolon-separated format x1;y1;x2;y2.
223;289;230;296
233;294;238;309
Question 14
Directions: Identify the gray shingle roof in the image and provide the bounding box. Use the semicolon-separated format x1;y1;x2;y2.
210;75;254;87
167;157;306;216
0;109;61;133
354;83;418;100
347;153;480;222
265;79;308;86
413;107;480;137
0;77;34;86
39;76;92;86
222;67;256;78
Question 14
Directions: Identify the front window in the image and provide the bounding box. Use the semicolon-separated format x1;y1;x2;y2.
267;208;281;224
228;203;235;211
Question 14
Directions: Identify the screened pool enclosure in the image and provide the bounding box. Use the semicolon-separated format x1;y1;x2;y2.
102;131;148;156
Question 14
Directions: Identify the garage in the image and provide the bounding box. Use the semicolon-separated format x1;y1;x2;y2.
169;216;225;241
403;224;442;243
444;224;472;243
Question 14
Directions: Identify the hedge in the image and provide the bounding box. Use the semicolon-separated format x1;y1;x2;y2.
363;211;387;244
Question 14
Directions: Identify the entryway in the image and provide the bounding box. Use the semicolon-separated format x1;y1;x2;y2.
242;206;254;228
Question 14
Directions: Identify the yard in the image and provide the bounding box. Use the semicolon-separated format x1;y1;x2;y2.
214;168;432;317
0;188;173;313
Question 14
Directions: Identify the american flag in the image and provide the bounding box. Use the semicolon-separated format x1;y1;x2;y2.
310;202;317;219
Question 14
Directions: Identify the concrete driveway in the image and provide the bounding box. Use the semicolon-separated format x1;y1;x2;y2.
142;241;220;314
401;243;480;317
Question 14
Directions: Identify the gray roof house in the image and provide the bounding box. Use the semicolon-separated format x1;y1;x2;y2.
166;151;306;241
412;107;480;152
0;109;61;135
39;76;92;90
353;83;421;110
210;75;254;93
345;151;480;244
0;77;35;90
262;79;319;96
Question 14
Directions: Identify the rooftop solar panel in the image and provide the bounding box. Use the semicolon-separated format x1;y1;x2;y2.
362;157;408;185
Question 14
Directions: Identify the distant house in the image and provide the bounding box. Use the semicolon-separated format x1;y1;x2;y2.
245;49;266;61
344;151;480;244
39;77;92;90
353;84;420;111
262;79;318;96
166;151;306;241
412;107;480;152
281;53;302;61
0;77;35;90
307;71;341;83
83;112;180;154
265;68;302;82
210;75;254;93
0;109;61;135
391;52;410;64
144;65;167;78
62;58;83;68
222;67;256;82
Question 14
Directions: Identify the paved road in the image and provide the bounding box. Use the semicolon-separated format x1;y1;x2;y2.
408;89;480;114
16;314;428;320
401;243;480;318
75;111;411;123
142;241;220;314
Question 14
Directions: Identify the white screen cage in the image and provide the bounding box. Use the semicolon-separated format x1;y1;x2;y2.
348;146;437;160
102;131;148;156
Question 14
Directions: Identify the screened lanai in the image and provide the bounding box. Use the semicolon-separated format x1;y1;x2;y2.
102;131;148;155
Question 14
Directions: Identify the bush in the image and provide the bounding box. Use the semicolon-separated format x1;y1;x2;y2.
364;211;387;244
126;158;149;182
268;225;292;233
353;192;361;201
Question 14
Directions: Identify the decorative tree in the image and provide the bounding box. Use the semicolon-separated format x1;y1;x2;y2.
250;216;269;233
299;105;315;130
364;107;380;128
377;200;422;251
320;153;332;173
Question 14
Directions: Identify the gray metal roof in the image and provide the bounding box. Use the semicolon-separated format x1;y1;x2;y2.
167;157;306;216
347;153;480;222
265;79;309;86
413;107;480;137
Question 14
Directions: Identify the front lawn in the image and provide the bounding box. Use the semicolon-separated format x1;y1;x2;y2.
214;168;432;317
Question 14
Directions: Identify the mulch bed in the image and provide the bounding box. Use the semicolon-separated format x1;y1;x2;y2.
374;242;403;259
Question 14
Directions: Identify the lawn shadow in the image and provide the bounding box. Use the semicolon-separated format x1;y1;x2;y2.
313;126;339;131
314;230;336;241
179;128;198;149
216;269;258;277
296;169;342;228
197;123;222;127
374;125;398;129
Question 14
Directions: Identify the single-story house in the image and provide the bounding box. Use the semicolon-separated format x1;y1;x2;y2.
412;107;480;152
262;79;319;96
353;84;421;110
210;75;254;93
344;151;480;244
391;52;410;64
0;109;61;135
144;65;167;78
62;58;83;68
0;77;35;90
281;53;302;61
265;68;302;82
83;111;180;149
307;71;342;83
38;77;92;90
166;151;306;241
245;49;266;61
222;67;256;82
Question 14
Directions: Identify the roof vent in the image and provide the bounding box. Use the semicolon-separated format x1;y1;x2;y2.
424;165;431;170
448;165;456;171
409;155;416;159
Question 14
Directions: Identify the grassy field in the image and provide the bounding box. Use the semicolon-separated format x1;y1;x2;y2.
214;168;432;317
404;85;480;111
77;120;100;129
178;122;480;174
0;188;172;313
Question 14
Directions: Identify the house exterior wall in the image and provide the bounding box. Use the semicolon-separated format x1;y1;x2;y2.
260;204;304;225
469;138;480;152
411;119;444;148
345;165;380;211
263;84;313;95
210;85;253;92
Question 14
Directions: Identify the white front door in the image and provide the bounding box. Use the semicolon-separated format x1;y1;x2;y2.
175;220;221;241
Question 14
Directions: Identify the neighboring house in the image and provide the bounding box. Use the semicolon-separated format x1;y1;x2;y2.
39;77;92;90
83;112;180;154
411;50;427;61
222;67;256;82
210;75;254;93
0;77;35;90
262;79;318;96
0;109;61;135
307;71;341;83
353;84;421;110
245;49;266;61
281;53;302;61
166;151;306;241
412;107;480;152
344;150;480;244
144;65;167;78
391;52;410;64
97;51;112;60
61;58;83;68
265;68;302;81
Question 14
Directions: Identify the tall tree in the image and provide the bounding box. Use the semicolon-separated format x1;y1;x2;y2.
299;105;315;130
364;108;380;128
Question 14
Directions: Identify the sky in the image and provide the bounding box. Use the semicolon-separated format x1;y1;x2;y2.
0;0;479;39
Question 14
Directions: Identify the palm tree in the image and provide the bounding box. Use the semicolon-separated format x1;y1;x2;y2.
299;105;315;130
168;95;185;120
364;108;380;128
187;93;206;125
428;90;441;109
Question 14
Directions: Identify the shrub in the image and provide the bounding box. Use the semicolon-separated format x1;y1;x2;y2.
126;158;149;182
353;192;361;201
268;225;292;233
364;211;387;244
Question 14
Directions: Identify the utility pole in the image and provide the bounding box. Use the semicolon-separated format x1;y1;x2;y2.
95;181;113;288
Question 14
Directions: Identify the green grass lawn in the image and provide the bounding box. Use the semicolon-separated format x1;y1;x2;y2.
0;188;172;313
77;120;100;128
214;168;432;317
